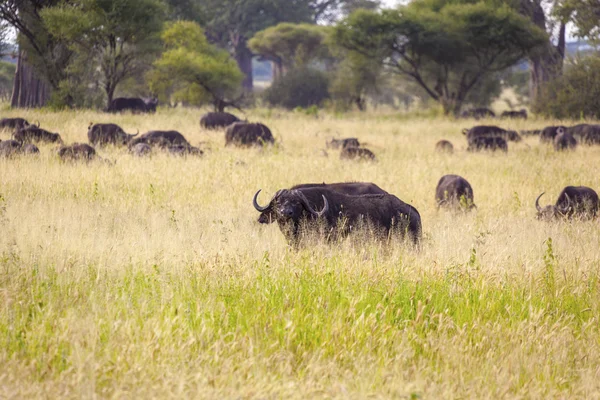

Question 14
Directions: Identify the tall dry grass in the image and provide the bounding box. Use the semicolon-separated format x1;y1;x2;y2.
1;107;599;398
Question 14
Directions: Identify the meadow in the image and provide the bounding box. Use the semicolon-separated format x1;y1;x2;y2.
1;107;599;398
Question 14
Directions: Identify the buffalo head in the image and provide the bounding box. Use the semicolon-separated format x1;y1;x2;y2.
253;189;328;224
535;192;570;220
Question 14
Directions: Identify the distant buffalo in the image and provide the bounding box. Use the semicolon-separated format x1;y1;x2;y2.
554;132;577;151
200;112;240;130
340;146;376;161
520;129;541;136
566;124;589;139
536;186;599;220
23;144;40;154
225;122;274;147
88;123;138;146
57;143;98;162
129;130;190;148
436;175;475;210
540;126;567;143
467;136;508;152
108;97;158;113
327;138;360;149
0;140;23;157
253;187;421;244
129;143;152;157
0;118;37;131
435;140;454;153
501;109;527;119
167;144;203;157
463;125;521;142
579;125;600;145
13;126;63;144
256;182;388;224
460;108;495;119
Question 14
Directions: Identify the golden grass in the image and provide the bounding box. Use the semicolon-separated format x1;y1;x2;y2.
1;107;599;398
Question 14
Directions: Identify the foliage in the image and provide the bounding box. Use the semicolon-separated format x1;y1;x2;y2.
0;60;14;101
328;51;383;111
534;55;600;119
148;21;243;111
563;0;600;43
263;67;329;109
332;2;547;115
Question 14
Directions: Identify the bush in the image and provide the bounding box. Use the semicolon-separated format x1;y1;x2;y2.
534;55;600;119
264;68;329;109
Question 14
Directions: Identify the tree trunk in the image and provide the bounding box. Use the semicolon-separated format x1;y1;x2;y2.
234;41;253;91
10;50;50;108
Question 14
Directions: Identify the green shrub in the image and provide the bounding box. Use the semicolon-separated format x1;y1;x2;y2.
264;68;329;109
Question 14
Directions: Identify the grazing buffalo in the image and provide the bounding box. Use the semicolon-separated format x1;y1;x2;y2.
435;140;454;153
520;129;541;136
553;132;577;151
200;112;240;130
225;122;274;147
257;182;388;224
565;124;589;138
579;125;600;145
435;175;476;210
501;109;527;119
460;108;495;119
540;126;567;143
13;126;63;144
0;118;36;131
253;188;421;244
0;140;23;157
129;130;190;148
467;136;508;152
23;144;40;154
129;143;152;157
108;97;158;113
57;143;98;162
88;123;138;146
340;146;376;161
327;138;360;149
464;125;521;142
536;186;599;220
167;144;203;157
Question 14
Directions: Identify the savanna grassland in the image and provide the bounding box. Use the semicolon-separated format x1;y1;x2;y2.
1;107;600;399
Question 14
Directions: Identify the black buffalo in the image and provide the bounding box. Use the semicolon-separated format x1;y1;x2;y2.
253;188;422;244
460;108;495;119
435;140;454;153
340;146;376;161
435;175;476;210
565;124;589;138
467;136;508;152
108;97;158;113
327;138;360;149
88;123;138;146
463;125;521;142
0;140;23;157
579;125;600;145
540;126;567;143
535;186;599;220
500;109;527;119
256;182;388;224
553;132;577;151
200;112;240;130
167;144;203;157
129;130;190;148
129;143;152;157
23;144;40;154
13;126;63;144
225;122;274;147
57;143;98;162
0;118;36;131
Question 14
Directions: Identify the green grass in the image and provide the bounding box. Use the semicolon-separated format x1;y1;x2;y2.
1;107;600;398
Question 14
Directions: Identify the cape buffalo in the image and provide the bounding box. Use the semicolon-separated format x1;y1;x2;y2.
57;143;98;162
23;144;40;154
501;109;527;119
435;140;454;153
256;182;388;224
167;144;203;156
579;125;600;145
108;97;158;113
253;188;421;244
467;136;508;152
553;132;577;151
340;146;376;161
535;186;599;220
88;123;138;146
13;126;63;144
435;175;475;210
129;143;152;157
0;118;36;131
0;140;23;157
540;126;567;143
566;124;589;138
327;138;360;149
129;130;190;148
464;125;521;142
460;108;495;119
200;112;240;130
225;122;274;147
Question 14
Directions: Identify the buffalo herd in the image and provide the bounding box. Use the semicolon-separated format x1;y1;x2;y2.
1;107;599;248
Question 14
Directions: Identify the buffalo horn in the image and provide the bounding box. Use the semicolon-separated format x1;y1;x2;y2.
253;190;270;212
535;192;545;212
558;194;571;214
299;192;329;217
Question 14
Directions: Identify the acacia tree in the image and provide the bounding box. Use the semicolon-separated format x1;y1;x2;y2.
148;21;243;112
41;0;165;108
333;3;547;115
